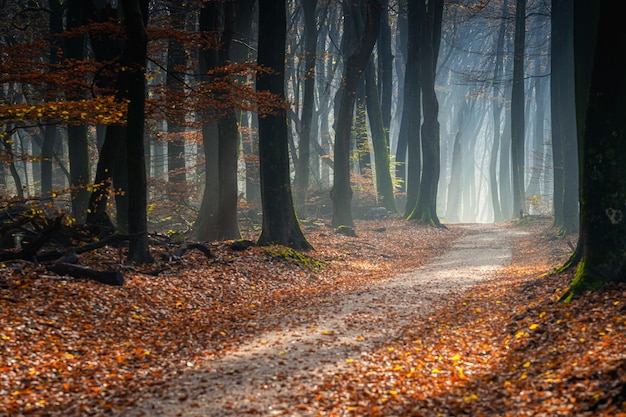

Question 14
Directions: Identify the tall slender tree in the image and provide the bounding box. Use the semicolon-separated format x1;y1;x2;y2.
121;0;152;263
510;0;526;218
294;0;318;211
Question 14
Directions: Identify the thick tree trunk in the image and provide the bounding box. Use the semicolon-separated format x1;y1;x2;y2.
256;0;311;250
562;1;624;300
331;0;382;229
121;0;152;263
407;0;443;227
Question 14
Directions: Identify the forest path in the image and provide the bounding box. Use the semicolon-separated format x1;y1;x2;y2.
124;223;522;416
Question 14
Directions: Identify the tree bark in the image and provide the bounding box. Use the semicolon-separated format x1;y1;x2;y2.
165;6;188;202
294;0;318;211
407;0;443;227
121;0;152;263
562;1;624;301
256;0;312;250
510;0;526;218
66;0;90;224
551;0;579;233
400;0;421;218
331;0;382;229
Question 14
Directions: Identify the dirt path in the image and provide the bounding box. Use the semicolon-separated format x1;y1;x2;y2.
124;224;520;416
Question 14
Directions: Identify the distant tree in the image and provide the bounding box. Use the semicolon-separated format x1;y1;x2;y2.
561;1;624;300
194;1;241;242
294;0;318;211
398;0;420;217
489;0;508;223
331;0;382;229
256;0;312;250
65;0;91;223
510;0;526;218
165;4;188;202
551;0;579;234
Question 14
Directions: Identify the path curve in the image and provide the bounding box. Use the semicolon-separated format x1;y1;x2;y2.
123;224;520;416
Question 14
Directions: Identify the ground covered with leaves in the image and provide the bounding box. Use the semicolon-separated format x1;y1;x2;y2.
1;217;624;416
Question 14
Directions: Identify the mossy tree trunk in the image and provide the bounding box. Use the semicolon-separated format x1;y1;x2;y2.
562;1;625;301
256;0;312;250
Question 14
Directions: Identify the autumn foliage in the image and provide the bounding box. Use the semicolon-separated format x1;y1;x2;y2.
1;217;624;416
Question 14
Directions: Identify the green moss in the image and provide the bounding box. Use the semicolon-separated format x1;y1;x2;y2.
560;258;606;302
263;246;328;270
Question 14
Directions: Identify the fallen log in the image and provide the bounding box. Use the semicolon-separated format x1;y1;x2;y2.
47;262;124;286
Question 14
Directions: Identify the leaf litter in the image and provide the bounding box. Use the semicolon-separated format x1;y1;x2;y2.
1;217;624;416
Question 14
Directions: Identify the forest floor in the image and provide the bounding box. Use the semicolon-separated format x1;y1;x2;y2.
1;216;625;416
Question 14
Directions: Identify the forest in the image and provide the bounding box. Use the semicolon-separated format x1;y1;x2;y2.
1;0;625;415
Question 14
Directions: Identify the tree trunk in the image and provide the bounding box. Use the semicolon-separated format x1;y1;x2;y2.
121;0;152;263
364;60;397;212
489;0;508;223
407;0;443;227
216;2;241;240
294;0;318;211
256;0;312;250
66;0;90;223
562;1;624;301
377;0;393;140
399;0;420;217
331;0;382;229
166;7;188;202
551;0;579;233
510;0;526;218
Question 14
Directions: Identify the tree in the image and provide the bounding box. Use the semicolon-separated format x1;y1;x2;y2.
561;1;624;300
165;5;188;202
398;0;420;217
121;0;152;263
406;0;444;226
510;0;526;218
550;0;579;234
194;1;241;242
331;0;382;229
488;0;508;223
294;0;318;211
256;0;312;250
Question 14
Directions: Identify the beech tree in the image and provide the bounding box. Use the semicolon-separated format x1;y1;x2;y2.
406;0;443;226
551;0;579;234
561;1;625;300
510;0;526;218
331;0;382;229
120;0;152;263
256;0;311;250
